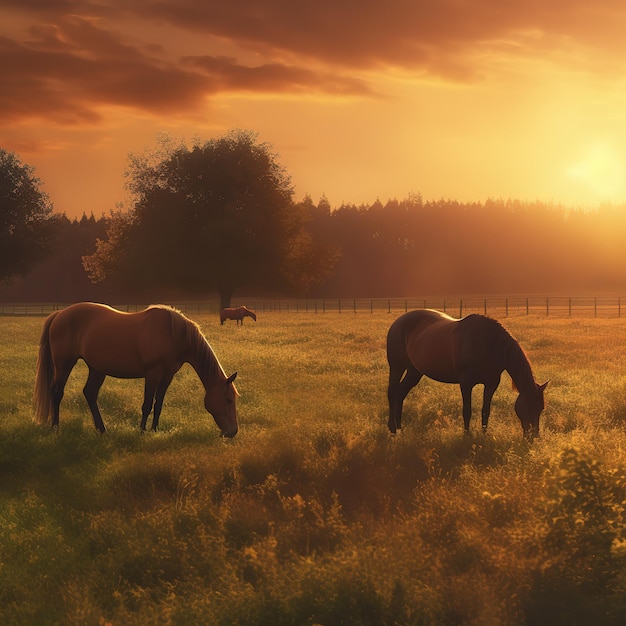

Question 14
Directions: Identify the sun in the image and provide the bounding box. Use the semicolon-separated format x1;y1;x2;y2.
566;142;626;201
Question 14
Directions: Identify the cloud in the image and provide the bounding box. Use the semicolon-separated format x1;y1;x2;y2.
131;0;626;72
0;11;374;126
183;55;374;96
0;16;208;124
2;1;626;127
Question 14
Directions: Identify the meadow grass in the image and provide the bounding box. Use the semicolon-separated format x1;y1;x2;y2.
2;311;626;625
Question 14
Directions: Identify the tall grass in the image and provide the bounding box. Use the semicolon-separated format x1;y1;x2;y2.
2;312;626;624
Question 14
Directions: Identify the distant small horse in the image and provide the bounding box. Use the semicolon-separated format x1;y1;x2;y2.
220;306;257;325
386;309;547;439
34;302;238;436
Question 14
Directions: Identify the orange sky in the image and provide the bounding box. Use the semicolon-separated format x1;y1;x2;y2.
3;1;626;219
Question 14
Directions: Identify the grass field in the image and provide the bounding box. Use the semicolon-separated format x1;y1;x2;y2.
2;311;626;625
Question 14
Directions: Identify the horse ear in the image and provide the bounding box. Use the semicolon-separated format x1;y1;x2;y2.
511;379;518;392
226;372;237;385
539;380;549;391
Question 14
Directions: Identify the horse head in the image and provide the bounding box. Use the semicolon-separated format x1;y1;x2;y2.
514;380;548;440
204;372;238;437
243;307;257;321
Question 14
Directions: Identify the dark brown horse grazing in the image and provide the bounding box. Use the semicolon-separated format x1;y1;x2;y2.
220;306;257;325
34;303;238;436
386;309;547;439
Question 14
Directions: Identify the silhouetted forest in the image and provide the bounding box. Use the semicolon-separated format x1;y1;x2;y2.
0;213;112;302
2;196;626;302
302;195;626;297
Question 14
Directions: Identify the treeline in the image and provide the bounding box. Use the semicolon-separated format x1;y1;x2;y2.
0;213;112;302
304;195;626;297
2;196;626;302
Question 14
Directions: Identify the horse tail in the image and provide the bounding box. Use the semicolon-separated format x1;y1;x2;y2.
33;311;59;425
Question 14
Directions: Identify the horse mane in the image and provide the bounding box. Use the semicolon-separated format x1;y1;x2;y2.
463;314;533;392
148;305;228;381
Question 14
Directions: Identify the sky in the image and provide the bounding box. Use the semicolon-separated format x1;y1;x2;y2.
3;0;626;219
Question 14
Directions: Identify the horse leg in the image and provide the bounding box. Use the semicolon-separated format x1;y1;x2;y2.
140;377;158;431
460;382;474;433
480;376;501;432
83;368;107;433
50;359;77;429
387;365;422;433
150;374;174;432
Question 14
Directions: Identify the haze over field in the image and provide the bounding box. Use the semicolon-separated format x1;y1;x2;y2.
3;1;626;218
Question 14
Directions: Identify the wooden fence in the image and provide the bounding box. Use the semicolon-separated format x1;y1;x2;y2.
2;296;626;318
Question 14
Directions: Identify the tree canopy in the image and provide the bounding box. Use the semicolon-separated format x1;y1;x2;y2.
0;149;56;283
84;130;334;307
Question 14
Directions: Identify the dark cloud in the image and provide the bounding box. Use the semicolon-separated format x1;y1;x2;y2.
2;1;625;125
0;12;373;125
0;18;208;124
183;55;374;96
134;0;626;71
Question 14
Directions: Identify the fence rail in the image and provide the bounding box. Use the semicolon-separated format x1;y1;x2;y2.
2;296;626;318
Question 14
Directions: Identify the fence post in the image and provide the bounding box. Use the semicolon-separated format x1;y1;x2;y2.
388;299;391;313
505;298;509;317
546;297;549;316
594;297;597;317
459;300;463;318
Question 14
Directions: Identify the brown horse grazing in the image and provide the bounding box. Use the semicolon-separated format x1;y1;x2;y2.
220;306;257;325
386;309;547;439
34;303;238;436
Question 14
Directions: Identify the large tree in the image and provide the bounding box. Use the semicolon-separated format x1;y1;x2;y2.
84;130;331;307
0;149;56;283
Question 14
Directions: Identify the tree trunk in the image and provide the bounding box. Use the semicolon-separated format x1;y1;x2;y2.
219;288;232;311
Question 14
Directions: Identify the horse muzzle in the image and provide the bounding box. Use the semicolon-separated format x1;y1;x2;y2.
222;427;238;438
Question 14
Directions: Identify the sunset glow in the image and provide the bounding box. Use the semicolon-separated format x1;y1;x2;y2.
3;1;626;218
